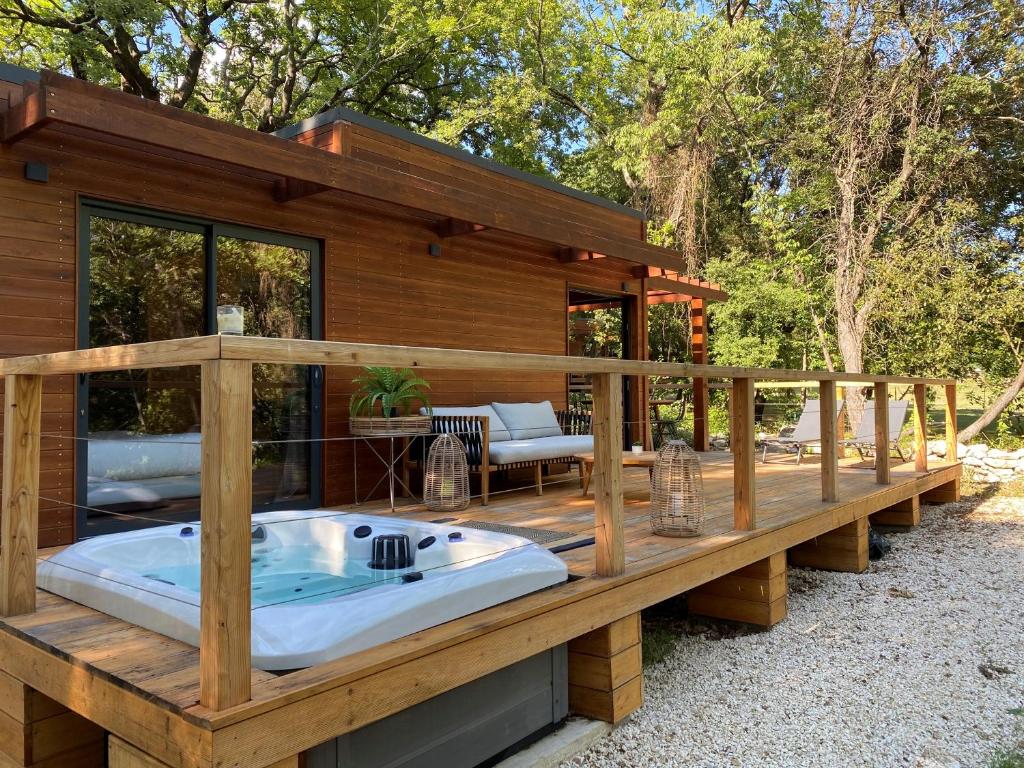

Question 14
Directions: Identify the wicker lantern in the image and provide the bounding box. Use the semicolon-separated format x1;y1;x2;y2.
424;433;470;512
650;440;705;537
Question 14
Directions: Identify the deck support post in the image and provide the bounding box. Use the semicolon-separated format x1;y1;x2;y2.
691;299;710;452
871;495;920;527
945;383;958;462
568;614;642;724
591;373;625;577
819;380;839;502
199;359;253;711
789;518;868;573
922;477;961;504
688;552;787;627
913;383;928;472
732;377;756;530
874;382;890;485
0;671;104;767
1;374;43;618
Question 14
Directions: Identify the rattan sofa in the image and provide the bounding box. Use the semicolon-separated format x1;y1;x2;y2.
408;403;592;505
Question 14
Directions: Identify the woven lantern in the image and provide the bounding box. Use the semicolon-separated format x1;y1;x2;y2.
424;433;470;512
650;440;705;537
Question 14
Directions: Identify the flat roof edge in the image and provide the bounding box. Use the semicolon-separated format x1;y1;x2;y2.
275;107;645;221
0;61;41;85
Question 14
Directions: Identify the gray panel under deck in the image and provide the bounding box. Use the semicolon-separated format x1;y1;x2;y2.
306;645;568;768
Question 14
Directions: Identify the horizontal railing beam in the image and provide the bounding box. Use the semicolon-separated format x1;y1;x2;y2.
0;336;221;376
0;334;956;386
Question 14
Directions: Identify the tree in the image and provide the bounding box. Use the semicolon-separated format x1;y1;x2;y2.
0;0;514;132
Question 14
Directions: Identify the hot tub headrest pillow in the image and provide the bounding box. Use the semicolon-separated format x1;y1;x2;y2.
490;401;562;440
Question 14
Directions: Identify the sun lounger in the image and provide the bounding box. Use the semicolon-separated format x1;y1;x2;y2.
844;399;909;463
760;399;844;464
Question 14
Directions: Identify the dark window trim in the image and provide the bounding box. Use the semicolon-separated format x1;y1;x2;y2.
564;284;633;445
76;199;324;538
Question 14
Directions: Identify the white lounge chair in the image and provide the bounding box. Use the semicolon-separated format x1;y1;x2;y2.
761;399;844;464
844;400;909;463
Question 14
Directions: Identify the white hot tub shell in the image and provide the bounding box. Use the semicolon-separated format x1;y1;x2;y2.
37;510;569;670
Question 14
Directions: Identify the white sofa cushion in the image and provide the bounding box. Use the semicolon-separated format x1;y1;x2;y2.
421;405;511;442
491;401;562;440
488;435;593;465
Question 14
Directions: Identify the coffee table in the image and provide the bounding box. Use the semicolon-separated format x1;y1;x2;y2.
575;450;657;495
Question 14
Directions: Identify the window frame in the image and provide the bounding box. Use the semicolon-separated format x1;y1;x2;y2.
76;199;324;538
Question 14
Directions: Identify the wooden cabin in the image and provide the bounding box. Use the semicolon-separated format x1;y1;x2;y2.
0;61;961;768
0;61;725;547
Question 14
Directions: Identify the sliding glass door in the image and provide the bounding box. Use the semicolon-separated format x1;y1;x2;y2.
77;201;322;537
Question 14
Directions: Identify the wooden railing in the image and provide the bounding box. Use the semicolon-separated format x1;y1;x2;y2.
0;335;957;711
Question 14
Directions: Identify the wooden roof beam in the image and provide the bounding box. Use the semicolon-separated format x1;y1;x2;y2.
272;177;331;203
559;248;607;263
0;81;50;144
622;275;728;303
646;292;695;305
436;217;487;238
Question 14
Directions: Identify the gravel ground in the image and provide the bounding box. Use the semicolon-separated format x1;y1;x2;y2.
562;492;1024;768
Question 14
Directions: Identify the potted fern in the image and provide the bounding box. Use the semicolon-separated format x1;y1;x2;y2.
349;367;433;436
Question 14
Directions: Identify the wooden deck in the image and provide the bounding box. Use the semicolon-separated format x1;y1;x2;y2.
0;452;960;768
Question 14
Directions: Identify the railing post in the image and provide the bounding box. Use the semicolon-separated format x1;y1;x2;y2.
913;383;928;472
200;359;253;710
874;382;890;485
819;380;839;502
591;373;624;577
732;377;755;530
1;374;43;617
944;383;958;462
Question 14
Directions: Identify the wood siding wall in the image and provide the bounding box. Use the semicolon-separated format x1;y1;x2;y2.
0;98;642;545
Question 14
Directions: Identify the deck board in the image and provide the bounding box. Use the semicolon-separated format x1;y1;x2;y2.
0;453;960;767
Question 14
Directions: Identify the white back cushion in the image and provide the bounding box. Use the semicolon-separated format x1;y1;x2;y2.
421;405;512;442
491;401;562;440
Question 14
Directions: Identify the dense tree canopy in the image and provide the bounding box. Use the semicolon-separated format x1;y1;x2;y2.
2;0;1021;433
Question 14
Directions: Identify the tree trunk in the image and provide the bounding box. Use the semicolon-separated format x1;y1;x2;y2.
958;358;1024;443
834;259;868;433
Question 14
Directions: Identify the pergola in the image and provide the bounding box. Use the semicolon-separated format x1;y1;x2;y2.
567;265;728;451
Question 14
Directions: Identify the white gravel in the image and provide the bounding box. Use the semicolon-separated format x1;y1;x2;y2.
562;494;1024;768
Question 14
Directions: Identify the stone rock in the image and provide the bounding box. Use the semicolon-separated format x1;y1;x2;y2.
928;440;947;458
984;457;1018;470
962;444;989;459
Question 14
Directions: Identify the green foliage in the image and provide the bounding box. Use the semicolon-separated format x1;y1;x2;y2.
990;747;1024;768
350;367;432;417
4;0;1023;436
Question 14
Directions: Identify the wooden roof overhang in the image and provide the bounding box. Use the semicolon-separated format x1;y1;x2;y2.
1;71;710;282
623;268;729;305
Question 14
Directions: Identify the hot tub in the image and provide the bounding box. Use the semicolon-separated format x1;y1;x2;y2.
37;511;569;670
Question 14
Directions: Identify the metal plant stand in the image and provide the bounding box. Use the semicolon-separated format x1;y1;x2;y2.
352;431;426;511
